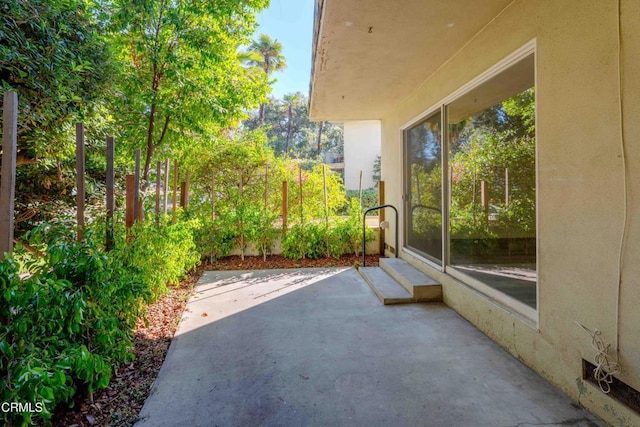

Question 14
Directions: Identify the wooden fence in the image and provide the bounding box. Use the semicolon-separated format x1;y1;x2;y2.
0;92;372;259
0;92;192;256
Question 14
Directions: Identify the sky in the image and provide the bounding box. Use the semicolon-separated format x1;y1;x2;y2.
253;0;315;99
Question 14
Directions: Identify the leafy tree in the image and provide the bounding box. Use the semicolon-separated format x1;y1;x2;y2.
449;88;536;251
286;163;346;223
283;92;302;157
244;34;287;124
372;155;381;184
13;113;120;234
184;129;279;260
0;0;113;165
107;0;269;194
244;92;343;160
0;0;117;232
315;120;324;155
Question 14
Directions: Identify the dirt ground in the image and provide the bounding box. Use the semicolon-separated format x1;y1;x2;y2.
207;253;380;270
53;254;379;426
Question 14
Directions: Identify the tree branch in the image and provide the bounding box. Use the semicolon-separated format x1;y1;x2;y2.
155;114;171;148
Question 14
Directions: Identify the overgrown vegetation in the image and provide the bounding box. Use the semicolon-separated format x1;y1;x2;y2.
0;217;201;425
182;131;373;262
281;199;375;260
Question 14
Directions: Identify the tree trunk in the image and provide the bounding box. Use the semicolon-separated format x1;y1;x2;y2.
285;104;293;157
142;103;157;193
142;110;170;195
258;103;266;125
316;121;324;156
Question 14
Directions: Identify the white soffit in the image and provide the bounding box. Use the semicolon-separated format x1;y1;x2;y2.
309;0;514;121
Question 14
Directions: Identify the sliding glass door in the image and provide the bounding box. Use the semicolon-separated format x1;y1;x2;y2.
403;50;537;313
404;112;442;264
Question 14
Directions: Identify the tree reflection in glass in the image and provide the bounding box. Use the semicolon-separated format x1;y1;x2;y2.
448;83;537;310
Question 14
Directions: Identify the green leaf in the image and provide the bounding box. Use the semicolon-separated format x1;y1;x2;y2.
40;386;54;402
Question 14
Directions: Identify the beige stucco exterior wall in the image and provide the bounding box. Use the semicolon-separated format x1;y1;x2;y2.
343;120;381;190
380;1;639;425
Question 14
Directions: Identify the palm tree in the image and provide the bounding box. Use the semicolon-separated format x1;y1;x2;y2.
246;34;287;124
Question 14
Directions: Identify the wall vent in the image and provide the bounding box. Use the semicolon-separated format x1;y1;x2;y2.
582;359;640;414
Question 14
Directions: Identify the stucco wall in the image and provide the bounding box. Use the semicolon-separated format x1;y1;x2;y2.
343;120;381;190
380;1;639;425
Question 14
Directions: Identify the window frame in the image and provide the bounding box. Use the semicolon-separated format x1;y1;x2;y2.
400;40;538;324
403;110;444;266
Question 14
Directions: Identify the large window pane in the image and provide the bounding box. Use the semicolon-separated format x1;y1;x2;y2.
405;112;442;263
447;55;536;309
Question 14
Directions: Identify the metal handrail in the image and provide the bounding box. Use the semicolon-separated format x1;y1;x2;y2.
362;204;398;267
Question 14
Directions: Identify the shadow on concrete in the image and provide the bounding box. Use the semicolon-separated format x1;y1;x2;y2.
136;268;601;427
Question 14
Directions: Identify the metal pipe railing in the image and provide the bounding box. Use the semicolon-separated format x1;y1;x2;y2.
362;204;398;267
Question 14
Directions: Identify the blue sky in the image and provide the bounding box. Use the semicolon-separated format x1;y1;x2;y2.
254;0;315;99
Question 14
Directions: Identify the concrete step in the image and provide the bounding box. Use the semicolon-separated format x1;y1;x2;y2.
379;258;442;302
359;267;415;305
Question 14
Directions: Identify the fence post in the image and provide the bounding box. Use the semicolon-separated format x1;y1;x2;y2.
126;174;135;242
155;161;161;221
505;168;510;207
182;170;189;209
481;180;489;219
299;166;303;225
180;181;187;208
323;165;328;224
378;180;385;255
172;159;178;221
323;165;329;254
264;165;268;210
76;123;85;241
134;149;140;222
211;172;216;221
282;180;288;234
106;136;115;251
239;170;244;261
264;166;269;261
163;159;169;215
0;92;17;260
358;170;363;207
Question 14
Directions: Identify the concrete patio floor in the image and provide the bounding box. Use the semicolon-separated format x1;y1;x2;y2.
136;268;602;427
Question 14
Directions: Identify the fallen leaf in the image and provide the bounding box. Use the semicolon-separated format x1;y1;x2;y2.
201;312;208;317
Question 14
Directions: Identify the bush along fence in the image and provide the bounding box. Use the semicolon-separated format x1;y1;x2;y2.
0;92;378;424
0;93;204;425
182;128;378;262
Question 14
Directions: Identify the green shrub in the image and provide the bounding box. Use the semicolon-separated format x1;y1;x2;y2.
334;198;375;256
0;225;143;425
0;215;202;425
282;199;375;260
252;211;280;261
341;189;379;215
194;215;236;262
112;215;201;300
281;223;326;260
